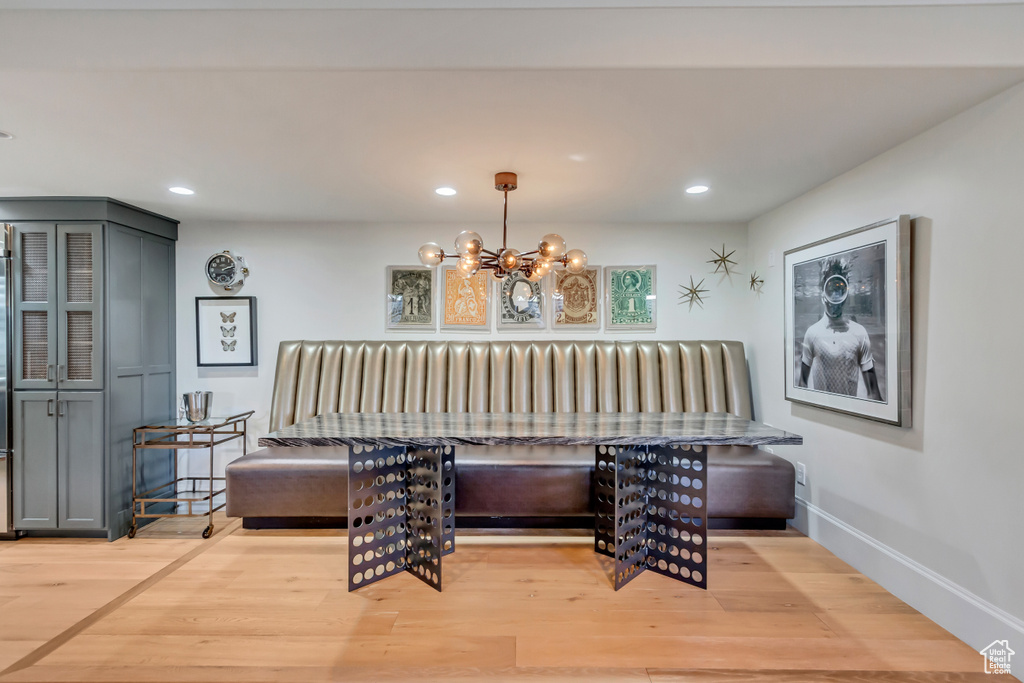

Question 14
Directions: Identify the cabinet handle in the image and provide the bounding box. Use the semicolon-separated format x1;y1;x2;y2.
46;364;54;382
57;364;65;382
46;399;55;417
57;400;65;417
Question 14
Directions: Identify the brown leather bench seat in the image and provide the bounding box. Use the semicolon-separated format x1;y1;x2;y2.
226;340;796;529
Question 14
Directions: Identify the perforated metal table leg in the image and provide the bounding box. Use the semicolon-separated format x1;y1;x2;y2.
643;445;708;590
404;446;455;591
597;444;708;591
347;445;411;590
594;446;617;558
347;444;456;592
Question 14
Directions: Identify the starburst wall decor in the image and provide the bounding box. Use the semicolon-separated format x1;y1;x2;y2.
707;244;737;275
749;271;764;292
678;276;710;310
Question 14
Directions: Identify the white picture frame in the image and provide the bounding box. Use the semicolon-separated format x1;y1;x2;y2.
386;266;436;331
440;267;491;332
605;265;657;331
496;271;545;331
551;266;601;331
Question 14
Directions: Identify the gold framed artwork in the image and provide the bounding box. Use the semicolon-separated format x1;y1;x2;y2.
441;267;490;331
551;266;600;330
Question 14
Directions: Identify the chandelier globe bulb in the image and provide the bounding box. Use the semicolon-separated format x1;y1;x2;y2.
454;231;484;257
565;249;588;274
538;234;566;260
456;256;480;278
499;248;520;271
418;242;443;267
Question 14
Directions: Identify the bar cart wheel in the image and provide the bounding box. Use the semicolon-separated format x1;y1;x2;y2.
127;525;137;539
202;526;213;539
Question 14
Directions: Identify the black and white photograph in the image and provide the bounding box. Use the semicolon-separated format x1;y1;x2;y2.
386;266;435;330
196;296;258;367
784;216;911;426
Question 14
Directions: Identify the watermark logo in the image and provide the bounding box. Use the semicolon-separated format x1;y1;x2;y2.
980;639;1015;675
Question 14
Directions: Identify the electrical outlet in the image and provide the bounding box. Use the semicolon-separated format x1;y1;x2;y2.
796;462;807;486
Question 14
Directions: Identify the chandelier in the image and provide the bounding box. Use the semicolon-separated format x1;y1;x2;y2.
418;172;588;282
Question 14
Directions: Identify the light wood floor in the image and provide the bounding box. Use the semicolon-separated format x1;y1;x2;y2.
0;514;992;682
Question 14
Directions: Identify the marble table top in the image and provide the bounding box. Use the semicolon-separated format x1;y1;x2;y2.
258;412;802;449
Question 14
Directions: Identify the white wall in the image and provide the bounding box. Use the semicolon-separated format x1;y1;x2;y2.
747;81;1024;654
175;220;750;470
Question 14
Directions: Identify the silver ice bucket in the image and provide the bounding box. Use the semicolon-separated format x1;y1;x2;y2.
181;391;213;422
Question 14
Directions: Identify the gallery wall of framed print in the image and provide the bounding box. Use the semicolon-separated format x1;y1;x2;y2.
441;266;490;331
196;297;257;367
551;266;600;331
784;215;911;426
386;266;436;331
606;265;657;331
497;271;545;330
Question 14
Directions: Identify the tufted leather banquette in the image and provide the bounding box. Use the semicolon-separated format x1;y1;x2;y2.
226;340;795;528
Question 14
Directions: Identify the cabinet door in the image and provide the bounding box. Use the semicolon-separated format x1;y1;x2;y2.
12;224;57;390
57;224;104;390
12;392;58;529
57;391;105;529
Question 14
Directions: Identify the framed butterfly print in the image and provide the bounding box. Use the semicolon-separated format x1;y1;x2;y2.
195;297;258;367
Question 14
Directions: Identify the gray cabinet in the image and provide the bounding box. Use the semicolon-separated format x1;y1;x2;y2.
12;391;104;530
11;392;57;529
12;223;103;391
1;198;178;539
58;392;105;528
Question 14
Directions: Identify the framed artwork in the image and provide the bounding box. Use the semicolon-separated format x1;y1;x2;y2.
196;297;257;367
784;215;911;426
551;266;601;331
497;271;544;330
606;265;657;331
441;267;490;331
386;266;435;331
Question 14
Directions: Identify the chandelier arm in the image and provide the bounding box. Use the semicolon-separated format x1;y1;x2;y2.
480;248;500;258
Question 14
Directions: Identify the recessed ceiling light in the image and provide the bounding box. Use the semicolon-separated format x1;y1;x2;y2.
0;131;13;140
685;185;709;195
435;187;457;196
169;186;195;195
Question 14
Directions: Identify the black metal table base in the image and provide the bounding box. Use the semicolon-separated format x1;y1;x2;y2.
595;444;708;590
346;444;455;591
347;443;706;592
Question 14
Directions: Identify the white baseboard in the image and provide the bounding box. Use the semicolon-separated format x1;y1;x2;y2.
794;496;1024;674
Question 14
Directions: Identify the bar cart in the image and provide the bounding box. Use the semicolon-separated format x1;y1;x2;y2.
129;411;254;539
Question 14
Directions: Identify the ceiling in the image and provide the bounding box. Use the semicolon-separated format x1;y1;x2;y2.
1;3;1023;225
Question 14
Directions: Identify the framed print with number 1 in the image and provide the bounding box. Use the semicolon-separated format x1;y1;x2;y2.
605;265;656;331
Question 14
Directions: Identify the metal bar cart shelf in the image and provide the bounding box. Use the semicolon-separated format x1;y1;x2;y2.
130;411;253;539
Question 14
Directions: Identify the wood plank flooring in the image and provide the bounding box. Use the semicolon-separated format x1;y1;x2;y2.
0;516;993;682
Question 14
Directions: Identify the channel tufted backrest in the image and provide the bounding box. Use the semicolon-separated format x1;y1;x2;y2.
268;340;752;431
